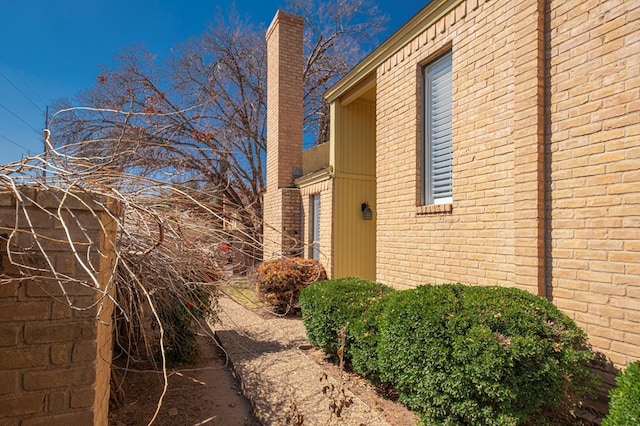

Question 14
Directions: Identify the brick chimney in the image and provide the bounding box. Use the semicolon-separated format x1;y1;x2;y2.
262;11;304;259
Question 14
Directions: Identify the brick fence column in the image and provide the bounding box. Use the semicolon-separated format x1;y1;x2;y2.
0;188;119;426
513;0;547;296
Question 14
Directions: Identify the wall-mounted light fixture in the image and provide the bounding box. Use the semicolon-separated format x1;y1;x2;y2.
361;202;373;220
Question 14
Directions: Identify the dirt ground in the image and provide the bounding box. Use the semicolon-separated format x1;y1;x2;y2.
108;276;417;426
106;274;602;426
302;346;419;425
108;336;260;426
108;333;417;426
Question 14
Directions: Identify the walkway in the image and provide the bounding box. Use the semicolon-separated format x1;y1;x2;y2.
211;296;394;425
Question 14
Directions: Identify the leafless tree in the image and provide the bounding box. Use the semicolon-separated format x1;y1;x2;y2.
0;134;233;424
50;0;387;256
289;0;387;143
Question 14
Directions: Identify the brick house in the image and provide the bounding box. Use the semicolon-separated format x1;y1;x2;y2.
263;0;640;369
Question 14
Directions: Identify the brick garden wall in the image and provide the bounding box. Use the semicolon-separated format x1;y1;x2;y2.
0;188;119;425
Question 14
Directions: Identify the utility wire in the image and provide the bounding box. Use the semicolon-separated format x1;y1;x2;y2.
0;56;46;112
0;57;46;105
0;132;32;153
0;102;40;133
0;69;45;114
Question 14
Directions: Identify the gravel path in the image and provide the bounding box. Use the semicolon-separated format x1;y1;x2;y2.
212;296;394;425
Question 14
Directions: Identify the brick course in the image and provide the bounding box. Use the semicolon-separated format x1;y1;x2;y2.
0;189;118;425
372;0;640;367
263;11;305;259
267;0;639;373
547;0;640;367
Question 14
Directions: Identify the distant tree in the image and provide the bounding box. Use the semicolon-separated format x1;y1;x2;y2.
289;0;387;143
50;0;387;257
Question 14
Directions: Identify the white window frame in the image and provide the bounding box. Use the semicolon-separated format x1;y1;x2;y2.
423;51;453;205
310;194;321;261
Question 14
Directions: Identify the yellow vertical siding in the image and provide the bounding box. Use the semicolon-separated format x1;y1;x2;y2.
336;100;377;177
333;177;376;280
332;98;377;280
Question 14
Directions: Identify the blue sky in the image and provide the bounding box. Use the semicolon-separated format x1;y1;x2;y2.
0;1;425;165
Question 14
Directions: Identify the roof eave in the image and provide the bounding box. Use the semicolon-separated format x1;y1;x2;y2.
325;0;463;103
294;166;333;187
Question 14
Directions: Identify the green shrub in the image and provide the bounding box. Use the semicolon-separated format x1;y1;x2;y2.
349;293;390;383
375;284;595;426
152;285;216;364
255;257;327;314
299;277;393;357
602;360;640;426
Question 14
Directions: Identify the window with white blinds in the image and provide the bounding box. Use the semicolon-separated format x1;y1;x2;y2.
423;52;453;205
310;194;321;261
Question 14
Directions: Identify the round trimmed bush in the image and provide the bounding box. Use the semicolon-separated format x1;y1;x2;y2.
348;293;390;383
375;284;595;425
255;257;326;314
602;360;640;426
299;277;393;357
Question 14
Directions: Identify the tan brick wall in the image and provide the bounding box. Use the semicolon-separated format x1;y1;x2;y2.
547;0;640;367
263;188;302;258
0;188;118;425
266;10;304;192
513;0;546;295
263;11;304;260
376;0;516;289
262;187;282;259
372;0;639;367
299;179;333;276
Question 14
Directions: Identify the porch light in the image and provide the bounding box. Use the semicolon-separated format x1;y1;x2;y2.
361;202;373;220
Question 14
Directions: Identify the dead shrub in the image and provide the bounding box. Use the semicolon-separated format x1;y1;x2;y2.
255;257;327;314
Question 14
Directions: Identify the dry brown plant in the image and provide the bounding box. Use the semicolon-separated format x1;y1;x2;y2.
0;106;267;425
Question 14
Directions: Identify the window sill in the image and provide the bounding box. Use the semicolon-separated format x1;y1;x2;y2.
416;204;453;215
